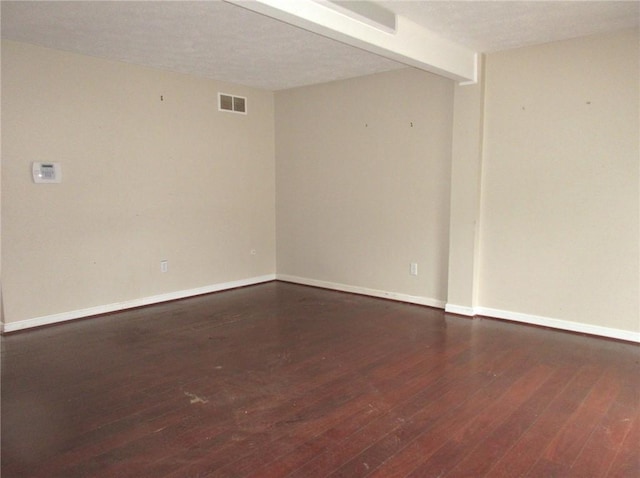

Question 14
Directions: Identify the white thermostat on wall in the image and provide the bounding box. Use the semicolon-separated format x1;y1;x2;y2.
32;162;62;183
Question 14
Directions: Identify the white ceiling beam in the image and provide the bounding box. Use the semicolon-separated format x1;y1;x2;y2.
225;0;477;83
318;1;397;34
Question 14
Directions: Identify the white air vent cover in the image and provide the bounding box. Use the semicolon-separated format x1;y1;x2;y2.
219;93;247;114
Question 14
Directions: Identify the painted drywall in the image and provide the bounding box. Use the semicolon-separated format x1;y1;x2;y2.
1;41;276;325
275;68;453;304
3;29;637;340
446;56;485;314
479;28;639;333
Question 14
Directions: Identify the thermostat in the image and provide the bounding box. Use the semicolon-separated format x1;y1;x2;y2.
32;162;62;183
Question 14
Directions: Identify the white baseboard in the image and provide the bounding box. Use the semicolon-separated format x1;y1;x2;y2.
445;303;476;316
2;274;276;333
475;306;640;343
276;274;446;309
274;279;639;342
6;274;637;344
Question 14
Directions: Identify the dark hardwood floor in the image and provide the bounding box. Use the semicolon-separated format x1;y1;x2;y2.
2;281;639;477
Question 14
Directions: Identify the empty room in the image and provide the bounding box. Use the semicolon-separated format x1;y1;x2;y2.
1;1;638;477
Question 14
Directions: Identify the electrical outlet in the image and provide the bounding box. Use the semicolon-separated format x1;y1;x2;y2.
160;260;168;273
410;262;418;276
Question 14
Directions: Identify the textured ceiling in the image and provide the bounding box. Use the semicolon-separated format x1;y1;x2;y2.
1;1;638;91
381;1;639;53
0;1;405;91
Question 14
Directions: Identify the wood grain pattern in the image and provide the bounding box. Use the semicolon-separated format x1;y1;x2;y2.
2;281;638;477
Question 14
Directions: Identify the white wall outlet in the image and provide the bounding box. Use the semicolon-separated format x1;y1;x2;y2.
160;260;168;273
410;262;418;276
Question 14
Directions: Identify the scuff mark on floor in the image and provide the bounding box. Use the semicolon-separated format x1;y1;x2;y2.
184;391;209;404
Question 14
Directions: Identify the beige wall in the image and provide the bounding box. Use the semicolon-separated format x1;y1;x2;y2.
3;28;638;338
479;28;639;332
1;41;276;324
276;69;453;303
446;56;485;313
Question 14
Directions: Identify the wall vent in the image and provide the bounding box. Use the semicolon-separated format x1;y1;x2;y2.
219;93;247;114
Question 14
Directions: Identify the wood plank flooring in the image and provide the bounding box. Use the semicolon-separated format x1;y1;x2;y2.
2;281;639;477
